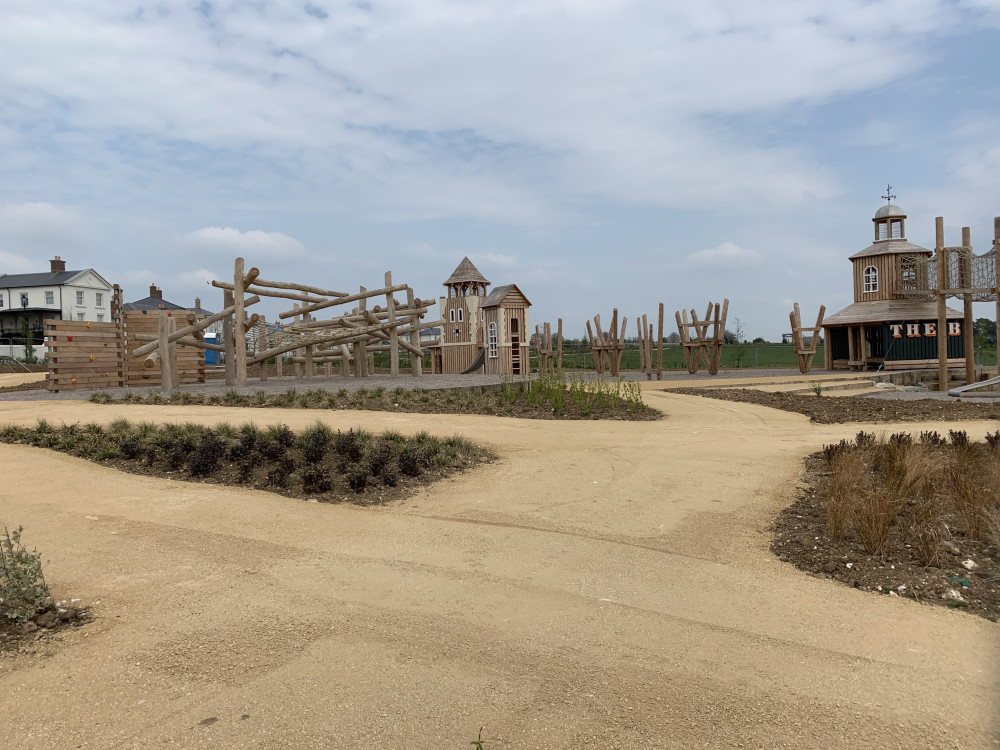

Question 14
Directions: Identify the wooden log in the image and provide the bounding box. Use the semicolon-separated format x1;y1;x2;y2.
252;277;346;298
962;227;975;386
303;311;314;381
406;286;422;378
244;266;260;287
386;271;399;379
134;334;225;353
657;303;664;380
223;289;235;385
131;297;260;356
557;318;563;376
278;283;410;320
341;344;351;376
586;319;602;374
936;218;948;392
357;287;367;377
995;217;1000;379
144;350;159;369
212;279;325;304
234;257;247;387
246;319;398;365
259;318;268;382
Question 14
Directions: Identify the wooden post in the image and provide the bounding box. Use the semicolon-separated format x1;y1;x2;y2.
303;312;314;380
223;289;235;386
341;344;351;377
158;312;174;391
586;319;601;373
556;318;563;376
386;272;399;378
406;288;422;377
292;304;303;379
657;303;664;380
234;257;247;387
995;217;1000;379
258;318;268;382
276;346;283;379
358;287;368;377
936;217;948;392
962;227;975;385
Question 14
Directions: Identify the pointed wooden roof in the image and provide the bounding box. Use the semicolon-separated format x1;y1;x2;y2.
482;283;531;308
444;256;490;286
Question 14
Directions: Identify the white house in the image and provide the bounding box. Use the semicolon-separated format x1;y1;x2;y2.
0;256;114;357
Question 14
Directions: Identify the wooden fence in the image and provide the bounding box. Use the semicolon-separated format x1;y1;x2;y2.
45;309;206;391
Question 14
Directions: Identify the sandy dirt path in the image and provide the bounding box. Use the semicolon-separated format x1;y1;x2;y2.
0;392;998;749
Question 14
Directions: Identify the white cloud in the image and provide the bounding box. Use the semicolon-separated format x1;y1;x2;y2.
179;227;306;260
0;250;36;274
686;241;762;265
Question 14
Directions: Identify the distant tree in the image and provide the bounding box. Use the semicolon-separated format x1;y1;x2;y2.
973;317;996;348
665;332;680;344
752;337;767;344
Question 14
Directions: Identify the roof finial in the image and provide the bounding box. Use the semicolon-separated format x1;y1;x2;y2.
881;184;896;205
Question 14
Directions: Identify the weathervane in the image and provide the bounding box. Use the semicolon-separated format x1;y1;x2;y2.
881;184;896;205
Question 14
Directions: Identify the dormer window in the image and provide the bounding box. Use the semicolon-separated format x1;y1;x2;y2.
863;265;879;293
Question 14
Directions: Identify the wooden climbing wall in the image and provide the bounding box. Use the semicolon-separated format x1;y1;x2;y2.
45;320;125;391
122;310;206;387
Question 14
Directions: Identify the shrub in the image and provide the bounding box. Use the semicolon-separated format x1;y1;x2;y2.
334;429;364;464
266;424;296;449
365;439;395;478
118;437;142;460
0;527;50;625
398;445;423;477
302;466;333;494
189;429;226;477
346;462;371;492
298;424;332;464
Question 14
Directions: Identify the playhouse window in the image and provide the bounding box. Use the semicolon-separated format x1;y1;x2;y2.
863;266;878;293
488;322;498;358
457;308;464;322
890;220;902;238
877;223;888;240
449;309;455;323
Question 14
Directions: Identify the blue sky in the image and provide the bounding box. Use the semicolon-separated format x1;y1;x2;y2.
1;0;998;340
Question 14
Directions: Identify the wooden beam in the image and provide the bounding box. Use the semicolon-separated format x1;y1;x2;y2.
936;218;948;392
278;283;410;320
131;296;260;356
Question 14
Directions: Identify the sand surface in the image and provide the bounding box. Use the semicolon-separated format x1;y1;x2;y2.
0;393;998;749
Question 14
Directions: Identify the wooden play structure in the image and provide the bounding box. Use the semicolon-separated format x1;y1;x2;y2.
428;258;532;376
890;216;1000;390
586;310;627;376
48;258;438;392
634;304;665;380
823;197;1000;389
789;303;825;374
535;319;563;375
675;299;729;375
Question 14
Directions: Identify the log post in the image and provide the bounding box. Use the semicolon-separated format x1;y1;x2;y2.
234;257;247;387
406;288;422;377
158;312;174;391
386;272;399;378
962;227;975;385
995;217;1000;379
341;344;352;376
557;318;563;376
657;303;664;380
223;289;235;386
303;312;314;380
357;287;368;377
936;217;948;392
258;318;268;382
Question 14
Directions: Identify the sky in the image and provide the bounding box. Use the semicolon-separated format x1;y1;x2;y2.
1;0;998;341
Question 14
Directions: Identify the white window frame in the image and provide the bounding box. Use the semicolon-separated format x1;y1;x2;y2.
95;292;103;307
76;313;85;321
457;308;464;322
449;309;455;323
76;290;84;305
488;322;498;359
45;291;54;305
863;265;878;293
97;314;105;322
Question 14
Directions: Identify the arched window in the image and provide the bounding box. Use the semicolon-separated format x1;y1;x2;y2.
488;322;498;358
449;308;455;323
863;265;878;293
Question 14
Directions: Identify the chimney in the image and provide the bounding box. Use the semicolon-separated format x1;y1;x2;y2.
195;297;201;310
50;256;66;273
149;284;162;299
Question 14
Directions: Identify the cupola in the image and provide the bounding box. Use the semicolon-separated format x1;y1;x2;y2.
872;186;906;242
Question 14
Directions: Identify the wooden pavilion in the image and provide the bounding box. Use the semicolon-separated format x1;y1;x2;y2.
429;258;531;375
823;203;965;371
